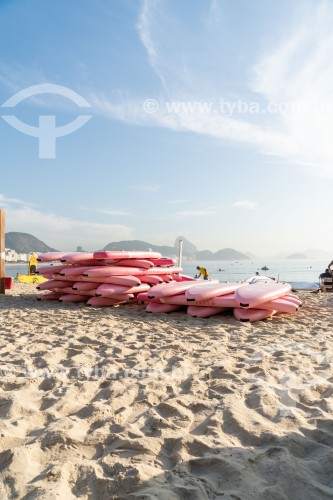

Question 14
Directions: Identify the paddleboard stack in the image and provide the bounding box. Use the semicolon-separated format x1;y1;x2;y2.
36;251;189;306
144;280;302;322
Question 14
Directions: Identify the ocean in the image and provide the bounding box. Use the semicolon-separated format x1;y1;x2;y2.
181;259;328;289
5;259;328;289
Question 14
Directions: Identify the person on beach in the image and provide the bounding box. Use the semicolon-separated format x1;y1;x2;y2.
319;268;333;292
195;266;209;280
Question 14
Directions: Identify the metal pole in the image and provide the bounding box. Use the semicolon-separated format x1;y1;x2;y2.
0;209;5;294
178;239;183;268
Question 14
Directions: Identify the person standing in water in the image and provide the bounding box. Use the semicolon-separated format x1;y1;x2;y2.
195;266;209;280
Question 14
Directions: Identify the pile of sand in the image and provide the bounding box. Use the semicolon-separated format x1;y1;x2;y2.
0;284;332;499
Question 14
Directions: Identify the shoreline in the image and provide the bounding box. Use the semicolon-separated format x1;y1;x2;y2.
0;284;332;498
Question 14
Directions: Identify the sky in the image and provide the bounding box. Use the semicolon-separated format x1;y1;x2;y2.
1;0;333;257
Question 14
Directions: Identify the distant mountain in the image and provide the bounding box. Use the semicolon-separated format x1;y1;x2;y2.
286;253;308;259
196;250;215;260
195;248;250;260
174;236;198;255
5;232;57;253
102;240;176;256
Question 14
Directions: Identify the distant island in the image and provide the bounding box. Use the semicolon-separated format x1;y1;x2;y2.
286;253;308;260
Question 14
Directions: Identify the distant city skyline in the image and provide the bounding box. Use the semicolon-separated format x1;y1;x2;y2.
1;0;333;255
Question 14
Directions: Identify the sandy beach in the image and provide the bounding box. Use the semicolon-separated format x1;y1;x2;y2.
0;283;332;499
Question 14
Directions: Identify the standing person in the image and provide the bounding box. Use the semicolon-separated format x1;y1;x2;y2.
195;266;209;280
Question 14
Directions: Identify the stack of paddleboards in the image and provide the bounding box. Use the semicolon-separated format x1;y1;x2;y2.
36;251;188;306
144;279;302;322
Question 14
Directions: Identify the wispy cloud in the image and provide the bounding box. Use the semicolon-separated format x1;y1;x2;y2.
80;207;135;217
129;183;160;192
174;210;216;218
1;194;132;250
168;199;190;204
89;0;333;176
232;200;257;210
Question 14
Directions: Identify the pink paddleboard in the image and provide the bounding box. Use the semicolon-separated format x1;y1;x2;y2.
235;282;291;309
148;280;218;299
95;283;150;297
113;259;154;269
93;251;162;260
59;294;88;303
87;297;128;307
51;274;140;285
185;282;245;301
72;281;101;291
37;292;63;301
54;287;97;297
161;292;237;308
36;280;75;291
37;252;69;262
146;303;183;313
187;305;226;318
172;274;195;282
234;308;277;322
60;266;92;276
145;258;176;267
60;252;95;263
256;297;299;313
139;275;164;285
136;292;161;304
37;264;69;275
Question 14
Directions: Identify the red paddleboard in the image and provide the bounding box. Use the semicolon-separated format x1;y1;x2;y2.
235;282;291;308
185;282;245;301
94;251;162;260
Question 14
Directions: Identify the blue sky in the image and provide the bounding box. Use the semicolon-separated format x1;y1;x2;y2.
1;0;333;256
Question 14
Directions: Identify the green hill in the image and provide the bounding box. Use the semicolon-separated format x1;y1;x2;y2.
5;232;57;253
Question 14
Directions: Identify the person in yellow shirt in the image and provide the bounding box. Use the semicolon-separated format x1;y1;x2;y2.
195;266;209;280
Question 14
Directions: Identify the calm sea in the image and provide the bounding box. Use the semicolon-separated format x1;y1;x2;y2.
5;259;327;289
181;259;328;289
